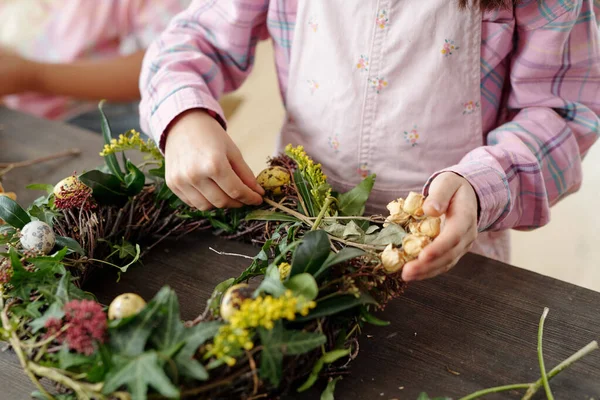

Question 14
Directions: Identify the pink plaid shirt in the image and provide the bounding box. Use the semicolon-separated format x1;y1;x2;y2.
140;0;600;234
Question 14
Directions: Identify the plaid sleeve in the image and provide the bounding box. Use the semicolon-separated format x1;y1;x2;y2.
138;0;270;149
425;0;600;232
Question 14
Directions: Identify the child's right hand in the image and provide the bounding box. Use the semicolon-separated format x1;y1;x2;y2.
164;109;265;210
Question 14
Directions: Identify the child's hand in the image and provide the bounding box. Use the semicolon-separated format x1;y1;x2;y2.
0;48;37;96
401;172;478;281
164;109;264;210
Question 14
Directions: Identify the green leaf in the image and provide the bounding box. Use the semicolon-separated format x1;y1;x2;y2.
28;205;60;227
298;349;351;392
336;174;375;216
360;306;390;326
55;236;86;256
32;392;76;400
124;160;145;196
294;169;317;217
416;393;452;400
296;294;378;322
58;346;95;370
290;230;331;277
79;170;127;205
109;287;172;357
0;195;31;228
150;289;184;354
148;163;165;178
258;323;326;387
29;302;65;333
102;351;179;399
26;184;54;194
314;248;365;280
156;182;175;201
255;264;287;298
98;100;125;181
209;278;235;317
363;223;406;246
285;273;318;301
245;210;300;223
321;376;343;400
175;321;221;381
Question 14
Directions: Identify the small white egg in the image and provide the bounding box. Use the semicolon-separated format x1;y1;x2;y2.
108;293;146;320
20;221;56;254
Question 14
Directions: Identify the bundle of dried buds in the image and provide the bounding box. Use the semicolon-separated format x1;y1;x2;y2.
380;192;441;274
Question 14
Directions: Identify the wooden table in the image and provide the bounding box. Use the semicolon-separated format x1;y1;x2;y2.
1;108;599;399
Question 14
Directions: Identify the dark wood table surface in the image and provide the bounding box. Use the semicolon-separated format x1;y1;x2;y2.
1;108;599;399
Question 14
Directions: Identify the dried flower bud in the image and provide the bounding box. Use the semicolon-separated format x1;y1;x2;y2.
402;234;431;258
256;166;291;195
384;198;411;227
409;217;441;238
381;244;407;274
386;198;404;215
403;192;425;217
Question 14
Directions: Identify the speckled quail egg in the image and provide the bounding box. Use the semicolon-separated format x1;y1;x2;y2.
108;293;147;320
220;283;253;321
20;221;56;254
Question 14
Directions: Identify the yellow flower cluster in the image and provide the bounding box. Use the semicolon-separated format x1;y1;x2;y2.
99;130;163;161
207;291;316;366
285;144;331;209
278;262;291;281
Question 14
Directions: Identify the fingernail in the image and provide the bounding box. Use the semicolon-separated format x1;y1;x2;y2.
429;201;442;213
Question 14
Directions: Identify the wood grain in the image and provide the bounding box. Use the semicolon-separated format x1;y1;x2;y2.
1;108;599;399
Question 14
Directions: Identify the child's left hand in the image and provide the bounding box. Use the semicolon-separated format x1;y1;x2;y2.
401;172;478;281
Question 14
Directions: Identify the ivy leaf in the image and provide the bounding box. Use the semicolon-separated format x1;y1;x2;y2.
79;170;127;206
175;321;221;381
58;346;95;370
245;210;300;223
336;174;376;216
55;236;86;256
150;288;184;355
294;169;317;217
296;294;378;322
258;324;326;387
29;302;65;333
0;195;31;228
102;351;179;399
314;248;365;280
298;349;351;392
284;273;318;301
98;100;125;181
321;376;343;400
32;392;76;400
290;230;331;277
109;287;173;357
8;247;62;300
124;160;145;196
234;239;275;284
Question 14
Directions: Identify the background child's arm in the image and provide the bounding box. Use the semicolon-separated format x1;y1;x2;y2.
424;1;600;233
0;50;145;101
138;0;270;148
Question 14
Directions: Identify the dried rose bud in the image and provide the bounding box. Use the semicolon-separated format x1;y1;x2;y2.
386;198;404;215
403;192;425;217
380;244;407;274
402;234;431;258
384;212;411;227
409;217;441;238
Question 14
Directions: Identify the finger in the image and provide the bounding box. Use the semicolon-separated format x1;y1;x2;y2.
177;183;213;211
229;147;266;196
404;257;460;281
402;242;461;281
192;178;244;209
219;161;264;206
423;173;462;217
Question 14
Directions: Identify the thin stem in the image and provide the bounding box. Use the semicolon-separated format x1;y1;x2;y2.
22;324;71;349
329;236;381;252
311;197;334;231
458;384;531;400
209;247;254;260
0;148;81;177
263;198;312;225
537;307;553;400
523;341;599;400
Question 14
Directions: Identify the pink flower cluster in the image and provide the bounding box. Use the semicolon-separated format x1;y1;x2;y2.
45;299;107;355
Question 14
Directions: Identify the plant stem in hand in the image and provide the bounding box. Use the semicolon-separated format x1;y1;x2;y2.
537;307;553;400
